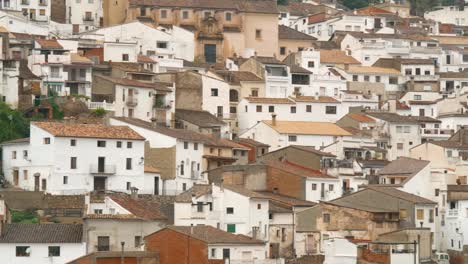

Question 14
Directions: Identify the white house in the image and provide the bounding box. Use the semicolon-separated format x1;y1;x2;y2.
425;6;468;26
1;121;152;194
0;224;86;264
240;118;352;152
0;9;49;36
174;184;270;240
66;0;103;27
0;0;50;22
445;185;468;255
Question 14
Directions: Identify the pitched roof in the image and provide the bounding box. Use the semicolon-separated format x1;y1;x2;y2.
33;121;145;140
137;54;155;63
257;191;316;208
320;49;360;65
130;0;279;14
43;195;85;209
0;224;83;243
252;56;285;65
19;60;40;80
347;113;376;123
439;71;468;79
447;185;468;201
355;6;393;15
292;96;339;103
108;194;168;220
110;62;156;74
245;97;295;104
278;2;332;17
378;157;430;178
266;160;336;179
175;109;226;128
35;39;63;49
95;75;172;92
278;25;317;41
0;137;30;146
262;120;352;136
366;112;419;124
367;186;436;204
287;145;336;157
430;140;468;150
235;138;270;147
164;225;265;244
288;64;312;74
70;53;93;64
175;184;212;202
215;71;263;85
346;65;400;75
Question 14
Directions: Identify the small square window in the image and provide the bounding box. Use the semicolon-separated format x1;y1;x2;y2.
306;105;312;112
257;204;261;209
122;54;129;61
44;137;50;144
225;12;232;21
70;139;76;146
63;176;68;185
160;9;167;18
211;88;218;96
256;105;262;112
116;141;122;148
97;140;106;147
182;10;189;19
280;47;286;55
290;106;296;113
226;207;234;214
308;61;315;68
312;183;317;190
184;142;188;149
288;135;297;142
16;246;30;257
255;29;262;39
323;213;330;223
127;142;133;148
329;184;334;191
268;106;275;113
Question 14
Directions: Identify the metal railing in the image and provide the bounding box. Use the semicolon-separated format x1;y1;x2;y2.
90;164;116;175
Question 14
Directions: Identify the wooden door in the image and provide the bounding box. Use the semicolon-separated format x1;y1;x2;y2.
13;170;19;186
204;44;216;63
94;177;106;191
34;175;40;191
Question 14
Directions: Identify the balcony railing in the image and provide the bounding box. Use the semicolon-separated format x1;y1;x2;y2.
83;16;94;22
421;129;454;136
126;97;138;107
90;164;116;175
447;209;458;217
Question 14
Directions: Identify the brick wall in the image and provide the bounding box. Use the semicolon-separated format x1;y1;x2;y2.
266;166;305;200
359;247;389;264
145;229;208;264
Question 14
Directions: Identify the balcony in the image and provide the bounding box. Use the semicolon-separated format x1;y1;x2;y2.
421;128;454;137
386;44;410;54
47;55;70;64
126;97;138;107
362;42;386;49
90;164;116;175
83;16;94;22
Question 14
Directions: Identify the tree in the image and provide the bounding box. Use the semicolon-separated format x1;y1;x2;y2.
0;102;29;143
342;0;369;10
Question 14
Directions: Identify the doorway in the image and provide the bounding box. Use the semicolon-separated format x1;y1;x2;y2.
204;44;216;63
154;177;159;195
34;175;40;191
13;170;19;186
94;177;106;191
98;157;105;173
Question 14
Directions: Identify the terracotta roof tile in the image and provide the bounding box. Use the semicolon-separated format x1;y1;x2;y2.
346;65;400;75
33;121;145;140
278;25;316;40
215;70;263;85
71;53;93;64
320;50;360;65
267;160;336;179
246;97;295;104
137;54;155;63
95;75;172;92
109;194;168;220
164;225;265;244
292;96;339;103
0;224;83;243
36;39;63;49
262;120;352;136
347;113;376;123
175;109;226;127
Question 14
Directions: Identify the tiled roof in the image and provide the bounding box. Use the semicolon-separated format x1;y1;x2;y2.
346;65;400;75
252;56;285;65
43;195;85;209
408;100;436;105
0;137;30;145
288;64;312;74
430;140;468;149
215;71;263;85
175;184;212;202
129;0;278;14
33;121;145;140
379;157;430;178
307;12;329;24
164;225;265;244
85;214;140;220
0;224;83;243
396;101;410;110
447;184;468;201
110;62;156;74
439;71;468;79
175;109;226;127
95;75;172;92
278;2;331;17
320;50;360;65
355;6;393;15
235;138;270;147
256;191;316;207
343;31;436;42
36;39;63;49
278;25;316;40
19;60;41;79
431;36;468;45
366;112;419;123
109;194;168;220
70;53;93;64
137;54;155;63
287;145;336;157
399;58;434;65
292;96;339;103
347;113;376;123
267;160;336;179
262;120;352;136
368;186;436;204
246;97;295;104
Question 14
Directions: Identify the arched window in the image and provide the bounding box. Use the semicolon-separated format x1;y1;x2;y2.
229;89;239;102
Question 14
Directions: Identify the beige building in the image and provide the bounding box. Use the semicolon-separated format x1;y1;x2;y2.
278;25;317;61
105;0;279;63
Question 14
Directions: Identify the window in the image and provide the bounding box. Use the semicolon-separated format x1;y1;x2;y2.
329;184;334;191
308;61;315;68
127;142;133;148
364;56;370;61
157;41;167;49
94;209;103;214
182;10;189;19
211;88;218;96
323;213;330;223
197;202;203;212
225;12;232;21
70;157;77;169
208;202;213;211
256;105;262;112
16;246;30;257
48;246;60;257
417;209;424;220
389;77;398;84
257;204;262;209
312;183;317;190
204;11;211;18
116;141;122;148
279;46;286;55
415;68;421;75
268;105;275;113
227;224;236;233
352;75;358;81
414;94;422;100
135;236;142;247
39;9;45;16
50;67;60;78
364;75;370;82
255;29;262;39
290;106;296;113
70;139;76;146
325;106;337;114
12;151;16;159
160;9;167;18
63;176;68;184
97;140;106;147
122;54;129;61
184;142;188;149
182;183;187;191
126;182;131;190
424;70;430;75
429;209;434;223
226;207;234;214
447;150;453;157
404;126;411;133
306;105;312;112
23;170;28;180
194;143;198;150
288;135;297;142
399;209;407;219
211;248;216;258
251;89;258;97
230;106;236;114
44;137;50;144
375;76;381;83
126;158;132;170
397;143;404;150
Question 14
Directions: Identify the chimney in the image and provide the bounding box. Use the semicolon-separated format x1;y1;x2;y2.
130;187;139;199
271;114;277;126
